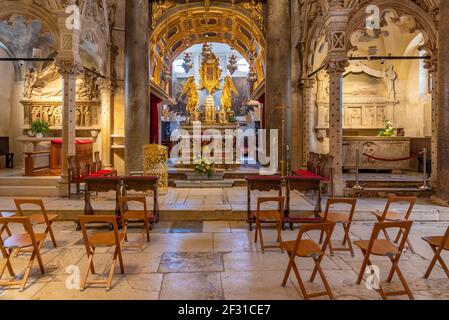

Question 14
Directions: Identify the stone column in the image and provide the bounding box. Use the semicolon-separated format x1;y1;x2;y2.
56;62;81;193
326;61;348;196
290;0;303;171
265;0;291;174
324;7;350;196
124;0;150;174
425;59;438;187
98;79;114;169
436;0;449;203
300;78;316;166
55;1;82;196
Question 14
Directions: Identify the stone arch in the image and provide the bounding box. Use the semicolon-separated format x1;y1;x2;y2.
345;0;437;56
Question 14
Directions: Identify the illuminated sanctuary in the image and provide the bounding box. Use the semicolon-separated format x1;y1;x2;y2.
1;0;449;302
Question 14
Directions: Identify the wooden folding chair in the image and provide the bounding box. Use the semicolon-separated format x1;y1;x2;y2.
14;199;58;250
254;197;285;254
354;220;414;300
79;215;125;291
119;196;152;252
422;225;449;279
371;196;416;253
0;216;46;291
281;222;336;300
0;211;16;237
319;198;357;256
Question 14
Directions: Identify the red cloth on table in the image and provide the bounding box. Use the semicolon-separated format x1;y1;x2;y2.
51;139;93;145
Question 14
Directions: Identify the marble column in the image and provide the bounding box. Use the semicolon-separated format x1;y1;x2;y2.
124;0;150;174
56;61;81;195
436;0;449;203
300;78;316;166
290;0;303;171
326;61;348;196
98;79;114;169
324;7;350;196
265;0;291;174
425;59;438;187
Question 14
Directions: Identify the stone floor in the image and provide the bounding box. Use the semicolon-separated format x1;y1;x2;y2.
1;220;449;300
1;188;449;221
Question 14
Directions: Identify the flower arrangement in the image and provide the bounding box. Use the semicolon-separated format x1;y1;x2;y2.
378;120;395;137
31;119;50;137
227;113;237;123
193;156;215;178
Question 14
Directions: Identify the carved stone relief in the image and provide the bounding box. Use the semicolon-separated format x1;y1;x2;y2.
22;101;100;129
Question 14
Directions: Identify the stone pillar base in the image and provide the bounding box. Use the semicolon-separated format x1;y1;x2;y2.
333;178;346;197
431;195;449;207
57;176;69;198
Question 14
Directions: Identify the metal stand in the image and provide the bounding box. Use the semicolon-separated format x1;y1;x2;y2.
420;148;431;191
353;148;364;191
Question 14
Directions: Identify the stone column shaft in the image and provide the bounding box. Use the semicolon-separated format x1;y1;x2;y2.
437;0;449;202
124;0;151;174
426;61;438;186
301;79;315;166
265;0;291;173
98;80;113;168
326;62;347;195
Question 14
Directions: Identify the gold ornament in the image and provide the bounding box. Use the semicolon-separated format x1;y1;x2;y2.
220;76;239;114
143;144;168;195
199;43;222;95
181;76;199;116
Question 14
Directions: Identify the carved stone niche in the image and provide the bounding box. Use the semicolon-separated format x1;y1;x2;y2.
315;67;397;138
21;100;100;131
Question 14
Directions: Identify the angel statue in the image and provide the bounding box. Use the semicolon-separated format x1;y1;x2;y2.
181;76;199;116
220;76;239;114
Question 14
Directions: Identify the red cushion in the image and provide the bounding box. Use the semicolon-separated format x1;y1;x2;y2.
95;170;115;174
286;175;323;181
246;175;282;181
51;139;93;145
293;169;319;177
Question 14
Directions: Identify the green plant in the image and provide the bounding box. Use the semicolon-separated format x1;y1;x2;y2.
193;156;215;178
31;119;50;135
378;120;395;137
227;114;237;123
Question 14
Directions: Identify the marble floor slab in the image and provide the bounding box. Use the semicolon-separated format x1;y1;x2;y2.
0;221;448;300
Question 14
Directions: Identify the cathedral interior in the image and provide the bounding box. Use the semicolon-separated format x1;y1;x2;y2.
1;0;449;302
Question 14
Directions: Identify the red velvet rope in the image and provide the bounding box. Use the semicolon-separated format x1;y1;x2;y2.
362;152;423;162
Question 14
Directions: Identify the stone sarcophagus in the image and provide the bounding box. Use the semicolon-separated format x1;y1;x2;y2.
342;137;411;171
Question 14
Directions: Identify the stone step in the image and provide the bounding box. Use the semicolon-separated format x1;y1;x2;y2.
0;186;59;197
0;176;60;187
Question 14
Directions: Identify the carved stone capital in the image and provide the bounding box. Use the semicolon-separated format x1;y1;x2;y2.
56;60;83;77
325;60;349;75
97;78;115;94
425;58;438;73
299;78;316;89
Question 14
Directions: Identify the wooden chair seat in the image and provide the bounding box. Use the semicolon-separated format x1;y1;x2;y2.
124;210;154;221
88;232;125;247
282;239;322;257
258;210;282;221
4;233;46;249
422;236;449;250
29;213;58;225
319;211;349;223
354;239;399;256
372;210;403;221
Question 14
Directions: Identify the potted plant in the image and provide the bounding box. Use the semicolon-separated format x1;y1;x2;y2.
31;119;50;138
378;120;395;137
193;156;215;179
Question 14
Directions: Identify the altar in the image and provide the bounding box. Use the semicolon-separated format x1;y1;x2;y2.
342;136;411;171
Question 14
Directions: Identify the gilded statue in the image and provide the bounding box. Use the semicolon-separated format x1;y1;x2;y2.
199;43;221;95
220;76;239;114
181;77;199;115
